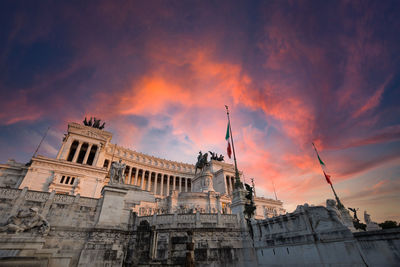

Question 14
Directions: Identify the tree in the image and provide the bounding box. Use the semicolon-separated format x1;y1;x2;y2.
379;220;399;229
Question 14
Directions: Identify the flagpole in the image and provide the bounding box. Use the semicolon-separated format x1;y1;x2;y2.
312;143;344;209
225;105;242;189
32;127;50;158
272;180;278;201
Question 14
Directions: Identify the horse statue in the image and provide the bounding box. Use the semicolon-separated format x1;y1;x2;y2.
208;151;225;162
195;151;209;174
83;116;106;130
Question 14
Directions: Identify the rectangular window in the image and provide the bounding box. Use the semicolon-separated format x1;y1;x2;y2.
65;176;70;184
60;176;65;183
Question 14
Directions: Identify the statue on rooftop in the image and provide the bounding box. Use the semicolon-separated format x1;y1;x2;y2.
83;116;105;130
348;207;366;231
348;207;359;220
208;151;224;162
364;210;381;230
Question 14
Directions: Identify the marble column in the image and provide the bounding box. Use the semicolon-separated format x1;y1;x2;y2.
226;176;231;195
72;141;83;163
160;175;164;196
166;176;170;196
185;178;188;192
147;173;152;191
134;169;139;186
83;144;93;165
59;137;72;160
93;145;100;166
224;176;229;195
172;176;176;191
56;140;67;159
178;177;182;192
154;174;158;194
140;170;144;189
127;166;133;184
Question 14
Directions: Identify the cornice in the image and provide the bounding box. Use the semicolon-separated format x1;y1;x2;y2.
105;144;197;175
254;196;283;205
68;122;113;141
32;156;108;176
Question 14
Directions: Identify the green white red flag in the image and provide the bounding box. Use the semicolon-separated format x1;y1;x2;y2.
312;143;332;185
225;122;232;159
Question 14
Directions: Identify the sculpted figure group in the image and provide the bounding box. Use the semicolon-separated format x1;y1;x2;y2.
195;151;225;175
208;151;224;162
83;117;105;130
0;207;50;235
109;159;126;184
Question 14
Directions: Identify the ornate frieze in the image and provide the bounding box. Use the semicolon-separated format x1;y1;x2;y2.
68;122;112;142
0;188;21;199
53;194;76;204
32;156;107;177
24;191;50;202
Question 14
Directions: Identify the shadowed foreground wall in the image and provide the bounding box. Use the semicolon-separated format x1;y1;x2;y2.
0;187;399;266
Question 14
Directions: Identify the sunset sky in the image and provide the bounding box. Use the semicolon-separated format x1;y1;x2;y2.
0;1;399;222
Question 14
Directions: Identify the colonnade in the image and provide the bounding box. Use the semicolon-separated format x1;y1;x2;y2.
225;175;235;195
107;162;191;196
66;140;99;166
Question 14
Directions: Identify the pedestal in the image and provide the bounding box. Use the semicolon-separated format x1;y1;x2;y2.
191;166;214;193
338;207;357;232
97;185;130;229
366;222;381;231
231;188;247;214
231;188;247;230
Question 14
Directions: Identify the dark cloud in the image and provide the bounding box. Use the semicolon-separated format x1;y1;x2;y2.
0;0;399;221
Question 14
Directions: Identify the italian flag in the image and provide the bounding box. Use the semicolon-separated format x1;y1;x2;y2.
225;122;232;159
312;143;332;185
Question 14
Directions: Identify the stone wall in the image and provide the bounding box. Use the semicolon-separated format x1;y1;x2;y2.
135;213;240;229
1;186;399;266
125;216;247;267
0;187;100;227
355;228;400;266
250;204;400;266
0;187;128;267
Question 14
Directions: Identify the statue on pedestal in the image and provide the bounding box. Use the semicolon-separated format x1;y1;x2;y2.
109;159;126;184
364;210;381;231
348;207;366;231
195;151;209;174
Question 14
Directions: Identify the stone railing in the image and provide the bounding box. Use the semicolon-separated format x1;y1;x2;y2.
106;145;196;174
0;187;21;200
0;187;100;227
135;213;240;229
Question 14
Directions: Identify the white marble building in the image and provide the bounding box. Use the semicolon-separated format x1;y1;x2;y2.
1;121;285;219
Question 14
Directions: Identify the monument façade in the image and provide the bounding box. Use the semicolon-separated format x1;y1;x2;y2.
0;119;398;266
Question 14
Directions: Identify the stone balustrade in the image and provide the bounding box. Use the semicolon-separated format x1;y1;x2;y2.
106;144;195;174
135;213;240;229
